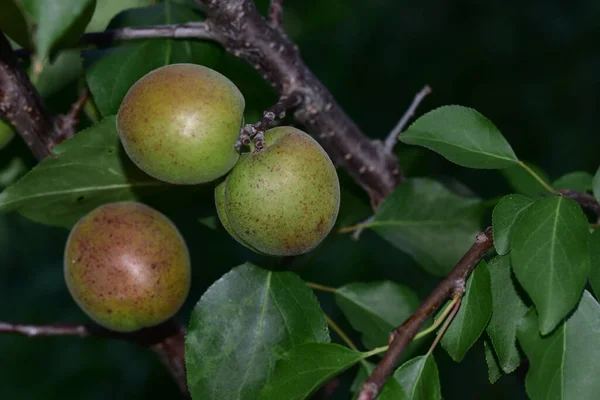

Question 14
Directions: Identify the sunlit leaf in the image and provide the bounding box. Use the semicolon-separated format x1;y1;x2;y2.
185;264;329;400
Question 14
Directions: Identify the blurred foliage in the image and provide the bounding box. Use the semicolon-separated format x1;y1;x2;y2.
2;0;599;399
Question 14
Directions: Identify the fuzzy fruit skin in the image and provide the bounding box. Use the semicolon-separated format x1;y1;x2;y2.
215;179;266;254
221;127;340;256
117;63;244;184
64;202;191;332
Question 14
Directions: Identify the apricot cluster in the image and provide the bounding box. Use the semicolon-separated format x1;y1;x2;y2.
65;64;340;331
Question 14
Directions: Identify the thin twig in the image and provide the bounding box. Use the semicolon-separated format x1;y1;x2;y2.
0;319;190;397
236;92;303;151
0;322;89;337
383;85;432;152
268;0;285;29
357;227;494;400
79;22;220;46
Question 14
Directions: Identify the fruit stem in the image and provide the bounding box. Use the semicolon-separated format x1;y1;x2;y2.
518;161;557;194
306;282;337;293
325;313;359;351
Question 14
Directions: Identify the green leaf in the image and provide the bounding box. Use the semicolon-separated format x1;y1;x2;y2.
186;264;330;400
351;362;406;400
594;167;600;202
394;354;441;400
484;339;502;384
0;117;167;228
368;178;484;276
400;105;518;169
511;196;590;334
486;255;527;373
441;261;492;362
86;0;154;32
492;194;534;255
501;162;551;197
552;171;594;192
260;343;367;400
85;2;219;117
590;229;600;298
32;0;96;60
0;0;33;49
35;50;83;97
335;281;420;349
517;291;600;400
0;120;15;150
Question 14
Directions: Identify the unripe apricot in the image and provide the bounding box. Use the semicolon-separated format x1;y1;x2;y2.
117;63;245;184
64;202;191;332
216;127;340;256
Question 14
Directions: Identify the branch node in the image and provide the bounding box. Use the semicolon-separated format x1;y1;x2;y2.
357;227;494;399
237;92;303;151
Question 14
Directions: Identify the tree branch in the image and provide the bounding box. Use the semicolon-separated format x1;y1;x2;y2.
38;1;403;205
383;85;432;152
195;0;401;207
0;319;190;397
357;227;494;400
0;32;54;160
79;22;220;46
236;91;303;150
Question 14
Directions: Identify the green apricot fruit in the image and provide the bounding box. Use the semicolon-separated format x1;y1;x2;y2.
217;126;340;256
64;202;191;332
117;63;245;184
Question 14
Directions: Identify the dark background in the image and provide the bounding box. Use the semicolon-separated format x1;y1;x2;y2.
1;0;598;398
